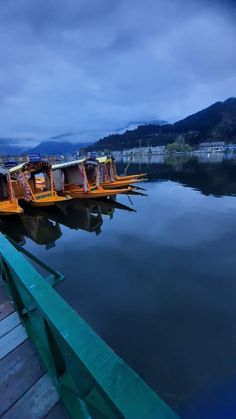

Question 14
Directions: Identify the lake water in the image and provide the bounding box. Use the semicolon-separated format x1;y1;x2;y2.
2;155;236;419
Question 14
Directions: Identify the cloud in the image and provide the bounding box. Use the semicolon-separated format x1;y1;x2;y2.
0;0;235;144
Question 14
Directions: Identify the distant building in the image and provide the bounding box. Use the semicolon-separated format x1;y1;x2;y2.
225;144;236;151
149;146;166;154
122;145;166;156
199;141;225;151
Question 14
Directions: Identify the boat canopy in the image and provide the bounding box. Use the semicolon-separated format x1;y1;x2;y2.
9;161;55;202
9;161;52;175
97;156;111;164
52;159;85;170
9;162;27;174
52;159;86;192
0;166;15;201
0;166;10;176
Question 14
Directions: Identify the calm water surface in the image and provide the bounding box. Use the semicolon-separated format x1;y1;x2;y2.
2;156;236;419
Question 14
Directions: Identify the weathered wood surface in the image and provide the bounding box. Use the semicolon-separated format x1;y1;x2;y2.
0;311;21;338
2;373;60;419
0;284;71;418
0;283;14;320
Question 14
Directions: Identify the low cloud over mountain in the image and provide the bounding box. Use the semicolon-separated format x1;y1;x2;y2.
0;0;235;147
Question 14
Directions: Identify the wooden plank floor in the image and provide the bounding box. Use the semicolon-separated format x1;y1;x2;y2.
0;283;71;419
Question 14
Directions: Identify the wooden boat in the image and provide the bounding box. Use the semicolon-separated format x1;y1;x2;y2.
100;178;143;189
62;184;131;198
52;159;131;198
10;161;71;207
97;156;146;188
0;167;23;215
115;173;146;180
111;159;146;181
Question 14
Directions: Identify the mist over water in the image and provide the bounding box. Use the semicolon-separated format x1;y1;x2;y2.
2;156;236;418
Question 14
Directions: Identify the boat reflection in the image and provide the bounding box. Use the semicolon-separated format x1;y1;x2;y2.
0;197;135;248
0;213;62;249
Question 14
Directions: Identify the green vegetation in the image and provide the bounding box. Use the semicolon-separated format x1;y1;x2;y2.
166;142;190;153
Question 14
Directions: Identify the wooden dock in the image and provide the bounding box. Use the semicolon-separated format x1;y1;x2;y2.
0;283;71;419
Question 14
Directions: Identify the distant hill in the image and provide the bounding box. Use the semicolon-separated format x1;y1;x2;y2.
0;139;27;155
0;121;167;155
87;98;236;151
115;119;168;134
30;140;90;155
1;99;236;155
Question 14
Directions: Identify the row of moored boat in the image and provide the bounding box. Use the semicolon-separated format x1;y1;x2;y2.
0;155;146;216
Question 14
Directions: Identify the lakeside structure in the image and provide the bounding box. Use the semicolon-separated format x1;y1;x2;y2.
110;142;236;159
1;142;236;164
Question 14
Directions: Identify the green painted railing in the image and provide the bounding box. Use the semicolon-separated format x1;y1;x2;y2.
0;233;179;419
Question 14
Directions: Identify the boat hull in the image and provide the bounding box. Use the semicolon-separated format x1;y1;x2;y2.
0;199;23;216
101;178;143;189
62;185;131;198
115;173;146;181
25;193;71;207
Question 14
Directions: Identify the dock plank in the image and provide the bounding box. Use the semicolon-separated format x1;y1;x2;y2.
0;311;21;338
0;322;28;360
0;340;36;385
0;343;46;416
0;300;14;320
0;283;14;320
0;283;69;418
2;373;60;419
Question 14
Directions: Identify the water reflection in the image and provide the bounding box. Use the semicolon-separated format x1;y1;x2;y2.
0;213;62;248
116;156;236;197
2;158;236;418
0;197;135;247
120;152;236;165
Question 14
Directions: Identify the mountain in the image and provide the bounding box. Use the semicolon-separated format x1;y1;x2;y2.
115;119;168;134
0;121;167;155
87;98;236;151
29;120;167;154
0;139;27;155
30;140;90;155
1;99;236;155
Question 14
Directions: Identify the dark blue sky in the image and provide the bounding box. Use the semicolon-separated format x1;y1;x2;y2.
0;0;235;145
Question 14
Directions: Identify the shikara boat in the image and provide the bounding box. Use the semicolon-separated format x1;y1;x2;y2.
100;177;144;189
100;156;146;181
0;167;23;215
10;161;71;207
97;156;146;189
115;173;147;181
52;159;131;198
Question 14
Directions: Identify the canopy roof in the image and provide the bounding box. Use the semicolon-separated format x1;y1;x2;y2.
0;166;10;176
9;161;51;175
52;158;85;170
96;156;110;164
8;156;110;175
9;162;26;173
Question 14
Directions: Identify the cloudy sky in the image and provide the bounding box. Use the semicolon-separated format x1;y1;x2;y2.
0;0;235;146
